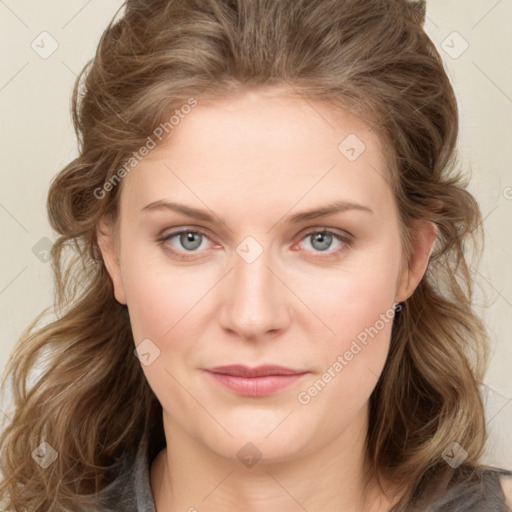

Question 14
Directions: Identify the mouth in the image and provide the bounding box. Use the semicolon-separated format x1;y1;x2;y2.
204;365;309;397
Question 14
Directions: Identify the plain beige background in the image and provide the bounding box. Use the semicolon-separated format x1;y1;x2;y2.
0;0;511;470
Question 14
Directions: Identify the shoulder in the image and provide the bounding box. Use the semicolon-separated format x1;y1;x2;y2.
412;466;512;511
454;467;512;511
95;435;157;512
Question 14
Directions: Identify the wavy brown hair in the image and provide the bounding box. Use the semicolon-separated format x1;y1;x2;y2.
0;0;504;510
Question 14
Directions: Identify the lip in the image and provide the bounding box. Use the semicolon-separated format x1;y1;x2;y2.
207;365;306;377
204;365;309;397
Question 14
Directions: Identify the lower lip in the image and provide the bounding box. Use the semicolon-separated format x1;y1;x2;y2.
205;372;308;397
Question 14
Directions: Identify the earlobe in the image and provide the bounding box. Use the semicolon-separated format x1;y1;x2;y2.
96;217;127;305
395;220;438;303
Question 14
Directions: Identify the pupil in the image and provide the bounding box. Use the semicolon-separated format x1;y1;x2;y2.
314;232;331;251
181;232;201;250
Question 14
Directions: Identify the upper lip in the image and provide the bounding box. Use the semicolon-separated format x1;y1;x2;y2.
205;365;308;377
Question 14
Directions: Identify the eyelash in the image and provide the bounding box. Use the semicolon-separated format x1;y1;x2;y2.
156;227;353;261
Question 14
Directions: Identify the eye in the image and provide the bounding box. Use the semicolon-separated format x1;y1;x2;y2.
294;229;353;258
156;228;214;260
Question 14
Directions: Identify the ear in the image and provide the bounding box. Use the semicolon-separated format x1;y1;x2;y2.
96;216;127;305
395;220;438;302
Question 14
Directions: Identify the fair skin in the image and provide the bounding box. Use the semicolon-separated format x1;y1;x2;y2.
98;87;437;512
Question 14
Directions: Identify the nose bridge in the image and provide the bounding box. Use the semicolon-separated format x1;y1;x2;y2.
219;237;290;339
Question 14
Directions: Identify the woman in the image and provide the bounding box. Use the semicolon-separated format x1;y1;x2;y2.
0;0;510;510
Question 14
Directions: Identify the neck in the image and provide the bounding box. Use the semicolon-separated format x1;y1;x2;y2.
150;405;400;512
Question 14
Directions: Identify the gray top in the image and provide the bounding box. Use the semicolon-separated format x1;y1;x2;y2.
95;436;511;511
95;435;156;512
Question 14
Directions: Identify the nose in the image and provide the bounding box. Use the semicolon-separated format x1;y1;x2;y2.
217;244;292;342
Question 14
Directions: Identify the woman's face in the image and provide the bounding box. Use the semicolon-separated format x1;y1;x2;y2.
100;88;434;464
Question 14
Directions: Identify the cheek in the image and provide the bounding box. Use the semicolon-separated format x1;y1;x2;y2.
122;268;172;344
313;278;397;393
306;245;401;348
297;244;401;403
121;260;206;405
119;240;209;344
294;273;399;432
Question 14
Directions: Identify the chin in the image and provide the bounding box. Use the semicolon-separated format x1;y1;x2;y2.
199;416;315;465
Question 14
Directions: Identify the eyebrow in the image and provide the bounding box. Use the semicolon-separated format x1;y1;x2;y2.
141;199;373;223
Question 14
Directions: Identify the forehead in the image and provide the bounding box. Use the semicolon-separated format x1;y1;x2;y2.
158;88;383;170
119;89;396;222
